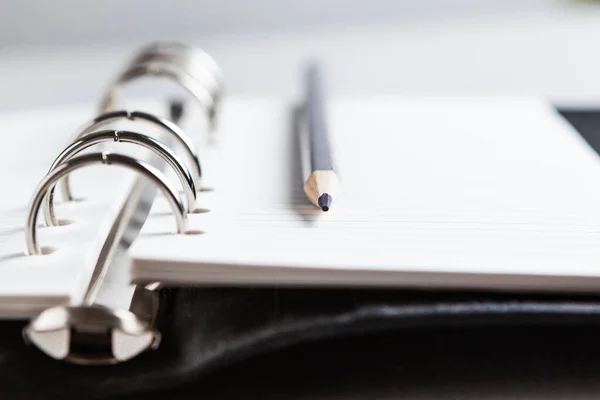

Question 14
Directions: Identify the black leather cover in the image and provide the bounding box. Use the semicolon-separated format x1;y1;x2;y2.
2;109;600;399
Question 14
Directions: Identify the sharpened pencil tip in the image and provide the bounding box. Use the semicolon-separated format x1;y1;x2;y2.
318;193;332;212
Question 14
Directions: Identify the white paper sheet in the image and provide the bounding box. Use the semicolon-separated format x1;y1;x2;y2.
129;96;600;292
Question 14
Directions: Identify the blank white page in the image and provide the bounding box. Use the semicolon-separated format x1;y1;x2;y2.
129;96;600;292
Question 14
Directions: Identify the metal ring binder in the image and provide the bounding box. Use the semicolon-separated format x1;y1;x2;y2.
126;41;223;111
24;300;161;364
58;109;204;202
99;42;223;128
43;129;197;227
121;63;214;108
25;152;188;256
21;42;221;365
138;41;223;88
130;48;221;106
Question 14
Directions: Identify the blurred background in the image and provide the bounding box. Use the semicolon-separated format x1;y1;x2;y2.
2;0;600;110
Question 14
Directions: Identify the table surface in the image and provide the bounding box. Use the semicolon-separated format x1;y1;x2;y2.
3;6;600;112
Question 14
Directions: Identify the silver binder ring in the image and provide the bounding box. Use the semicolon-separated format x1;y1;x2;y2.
43;130;197;227
59;110;203;202
122;41;223;111
25;152;188;256
136;41;223;89
99;42;223;129
131;57;220;108
101;63;215;122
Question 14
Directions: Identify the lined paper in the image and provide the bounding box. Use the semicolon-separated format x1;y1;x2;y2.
130;97;600;292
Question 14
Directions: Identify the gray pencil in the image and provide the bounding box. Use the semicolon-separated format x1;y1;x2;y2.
301;63;340;212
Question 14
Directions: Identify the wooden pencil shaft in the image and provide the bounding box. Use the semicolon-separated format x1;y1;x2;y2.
306;64;334;172
300;63;341;211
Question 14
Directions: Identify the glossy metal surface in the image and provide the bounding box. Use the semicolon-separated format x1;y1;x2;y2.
59;109;203;202
25;152;187;255
99;42;223;129
43;129;196;226
24;142;169;365
24;303;160;364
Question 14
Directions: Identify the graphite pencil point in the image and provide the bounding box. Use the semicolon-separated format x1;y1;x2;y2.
318;193;333;212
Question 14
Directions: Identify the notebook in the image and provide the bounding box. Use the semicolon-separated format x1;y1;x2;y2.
5;95;600;314
5;41;600;365
128;96;600;292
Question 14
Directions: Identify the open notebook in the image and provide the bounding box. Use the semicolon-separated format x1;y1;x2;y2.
127;96;600;292
4;95;600;318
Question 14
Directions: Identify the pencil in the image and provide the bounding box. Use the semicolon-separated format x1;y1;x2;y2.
301;63;340;212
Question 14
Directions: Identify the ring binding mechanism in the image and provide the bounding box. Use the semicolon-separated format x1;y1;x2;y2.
43;129;198;227
20;43;222;364
136;41;224;95
128;42;223;120
25;152;188;256
57;109;204;203
133;42;222;102
99;41;224;131
22;151;188;364
23;299;160;365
